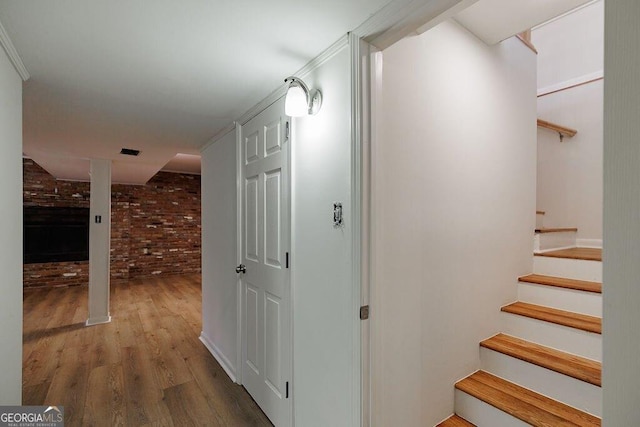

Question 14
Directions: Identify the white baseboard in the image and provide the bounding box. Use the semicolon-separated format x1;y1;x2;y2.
199;331;237;383
85;315;111;326
577;239;603;248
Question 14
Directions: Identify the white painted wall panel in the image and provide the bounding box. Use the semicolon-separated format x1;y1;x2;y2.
201;129;239;378
602;1;640;424
0;45;23;404
292;45;356;427
533;1;603;241
372;20;536;425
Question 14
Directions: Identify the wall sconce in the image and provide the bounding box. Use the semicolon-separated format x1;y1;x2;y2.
284;76;322;117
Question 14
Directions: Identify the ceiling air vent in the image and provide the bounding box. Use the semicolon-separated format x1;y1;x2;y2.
120;148;140;156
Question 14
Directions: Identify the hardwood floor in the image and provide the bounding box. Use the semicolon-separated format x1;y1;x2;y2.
23;274;272;427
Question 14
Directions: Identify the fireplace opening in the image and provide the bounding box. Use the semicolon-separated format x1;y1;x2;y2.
23;207;90;264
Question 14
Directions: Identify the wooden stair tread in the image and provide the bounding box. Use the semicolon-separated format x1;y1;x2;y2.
535;227;578;234
481;333;601;386
436;414;476;426
535;247;602;261
501;302;601;334
519;274;601;294
455;371;600;426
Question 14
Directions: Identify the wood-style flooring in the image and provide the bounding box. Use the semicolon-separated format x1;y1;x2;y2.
23;274;272;427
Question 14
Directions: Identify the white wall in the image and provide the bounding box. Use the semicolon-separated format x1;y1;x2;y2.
533;1;603;241
602;1;640;424
372;20;536;426
0;45;23;404
200;129;239;379
292;43;358;427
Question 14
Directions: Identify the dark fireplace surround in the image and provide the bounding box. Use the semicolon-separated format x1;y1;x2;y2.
23;206;90;264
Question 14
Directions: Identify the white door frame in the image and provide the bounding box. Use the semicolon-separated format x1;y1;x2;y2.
235;121;244;385
235;98;294;426
352;35;378;427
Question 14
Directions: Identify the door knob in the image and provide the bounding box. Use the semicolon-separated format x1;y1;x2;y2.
235;264;247;274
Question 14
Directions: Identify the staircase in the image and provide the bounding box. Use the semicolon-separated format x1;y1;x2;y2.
438;218;602;426
534;210;580;252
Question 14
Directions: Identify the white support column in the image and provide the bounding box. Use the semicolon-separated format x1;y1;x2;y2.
86;159;112;326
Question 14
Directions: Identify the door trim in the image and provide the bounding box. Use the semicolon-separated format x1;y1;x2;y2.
349;32;364;427
353;35;378;427
286;115;295;427
235;122;243;385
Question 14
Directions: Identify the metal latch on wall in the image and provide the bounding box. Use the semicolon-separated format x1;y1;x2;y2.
360;305;369;320
333;202;343;227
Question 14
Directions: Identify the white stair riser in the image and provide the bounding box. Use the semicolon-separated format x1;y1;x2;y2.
480;347;602;417
502;312;601;361
533;256;602;282
455;389;529;427
536;213;544;230
533;231;576;252
517;282;602;317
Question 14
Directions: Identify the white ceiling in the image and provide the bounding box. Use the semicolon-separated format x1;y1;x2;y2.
0;0;393;183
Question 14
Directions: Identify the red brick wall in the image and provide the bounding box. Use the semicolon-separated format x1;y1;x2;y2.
23;159;91;208
123;172;201;278
23;262;89;288
23;159;201;288
111;186;131;281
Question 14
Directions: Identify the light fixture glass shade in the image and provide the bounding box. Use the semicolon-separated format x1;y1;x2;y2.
285;83;309;117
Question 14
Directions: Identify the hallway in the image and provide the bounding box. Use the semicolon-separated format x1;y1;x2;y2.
22;274;271;426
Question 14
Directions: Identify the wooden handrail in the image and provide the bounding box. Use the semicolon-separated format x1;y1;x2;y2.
517;29;537;54
537;119;577;141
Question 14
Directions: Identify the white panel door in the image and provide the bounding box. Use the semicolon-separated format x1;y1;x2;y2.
240;98;291;426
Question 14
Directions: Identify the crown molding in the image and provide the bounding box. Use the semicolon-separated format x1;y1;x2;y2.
201;123;236;152
201;35;349;152
234;33;349;128
0;18;29;81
